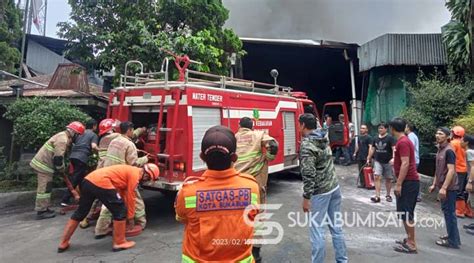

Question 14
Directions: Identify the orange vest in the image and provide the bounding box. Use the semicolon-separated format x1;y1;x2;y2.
175;168;259;263
85;165;141;219
451;139;467;173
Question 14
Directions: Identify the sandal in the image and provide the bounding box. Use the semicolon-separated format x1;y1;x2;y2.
435;239;459;249
439;235;448;240
393;243;417;254
370;196;381;203
386;195;393;202
395;238;407;245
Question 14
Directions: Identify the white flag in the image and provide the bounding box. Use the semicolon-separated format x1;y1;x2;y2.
31;0;44;34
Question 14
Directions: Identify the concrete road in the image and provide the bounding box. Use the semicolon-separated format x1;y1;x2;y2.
1;165;473;263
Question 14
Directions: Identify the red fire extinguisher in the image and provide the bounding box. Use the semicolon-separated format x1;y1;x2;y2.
363;166;375;189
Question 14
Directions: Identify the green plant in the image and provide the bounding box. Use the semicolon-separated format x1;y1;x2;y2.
0;0;22;75
57;0;244;80
3;98;90;150
442;0;472;74
401;71;474;143
454;103;474;134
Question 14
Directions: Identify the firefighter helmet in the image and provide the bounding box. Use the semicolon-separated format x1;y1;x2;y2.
99;118;116;136
143;163;160;181
451;126;465;137
66;121;85;135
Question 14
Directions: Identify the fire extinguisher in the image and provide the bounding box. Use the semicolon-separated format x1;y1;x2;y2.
363;165;375;189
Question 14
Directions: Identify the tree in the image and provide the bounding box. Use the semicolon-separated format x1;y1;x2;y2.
0;0;22;75
57;0;244;81
454;103;474;133
3;98;91;150
442;0;472;74
401;71;474;143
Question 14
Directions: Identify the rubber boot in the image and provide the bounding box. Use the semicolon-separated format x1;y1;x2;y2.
58;219;80;253
464;201;473;218
112;220;135;252
455;200;466;218
36;209;56;220
252;247;262;263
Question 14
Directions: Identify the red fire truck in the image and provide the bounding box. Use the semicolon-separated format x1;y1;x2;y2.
106;57;350;192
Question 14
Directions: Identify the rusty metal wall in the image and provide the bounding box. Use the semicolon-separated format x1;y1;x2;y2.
358;34;447;72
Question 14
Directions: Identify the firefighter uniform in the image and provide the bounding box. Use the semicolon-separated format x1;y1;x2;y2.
30;131;72;212
80;131;120;228
175;168;260;263
57;164;159;253
95;134;149;236
96;132;120;169
234;128;277;204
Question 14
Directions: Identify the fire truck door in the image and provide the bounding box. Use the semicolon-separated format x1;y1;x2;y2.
323;102;350;148
191;107;221;171
282;112;297;156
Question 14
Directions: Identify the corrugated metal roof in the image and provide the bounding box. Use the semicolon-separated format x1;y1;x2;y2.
358;33;447;72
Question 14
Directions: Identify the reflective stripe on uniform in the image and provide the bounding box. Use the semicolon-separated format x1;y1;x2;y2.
36;193;51;199
239;255;254;263
251;193;258;205
105;153;126;164
184;196;197;208
266;152;275;160
31;158;55;173
44;142;54;152
134;209;146;219
98;151;107;158
237;151;261;161
250;162;264;174
182;254;195;263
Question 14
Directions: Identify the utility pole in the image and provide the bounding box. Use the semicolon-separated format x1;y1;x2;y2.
43;0;48;36
18;0;30;77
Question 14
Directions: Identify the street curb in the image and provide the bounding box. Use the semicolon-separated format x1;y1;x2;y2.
0;188;67;209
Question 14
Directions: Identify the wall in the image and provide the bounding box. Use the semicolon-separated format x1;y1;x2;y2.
26;40;71;75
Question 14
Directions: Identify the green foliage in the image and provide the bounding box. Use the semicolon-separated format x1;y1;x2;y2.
401;72;474;143
454;103;474;134
442;0;472;74
3;98;90;150
57;0;243;80
0;0;22;74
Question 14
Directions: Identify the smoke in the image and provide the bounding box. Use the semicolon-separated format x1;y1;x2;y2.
223;0;451;44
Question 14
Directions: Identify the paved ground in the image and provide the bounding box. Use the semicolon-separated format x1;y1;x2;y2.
1;165;473;263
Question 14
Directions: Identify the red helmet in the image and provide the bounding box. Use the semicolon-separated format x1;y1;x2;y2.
99;118;116;136
143;163;160;181
66;121;85;135
451;126;465;137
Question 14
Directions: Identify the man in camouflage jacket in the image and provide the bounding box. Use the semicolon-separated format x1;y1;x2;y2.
299;113;348;263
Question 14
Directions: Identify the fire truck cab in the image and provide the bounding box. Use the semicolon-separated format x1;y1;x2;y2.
107;58;345;192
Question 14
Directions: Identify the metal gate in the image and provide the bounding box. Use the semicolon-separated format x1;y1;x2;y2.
283;112;296;156
191;107;222;171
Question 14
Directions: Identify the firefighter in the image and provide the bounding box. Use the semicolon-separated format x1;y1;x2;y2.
30;121;85;220
79;118;120;228
94;121;149;239
234;117;278;203
234;117;278;262
175;125;260;262
57;163;159;253
451;126;471;217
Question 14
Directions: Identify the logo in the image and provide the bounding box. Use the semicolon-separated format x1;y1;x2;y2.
243;204;284;245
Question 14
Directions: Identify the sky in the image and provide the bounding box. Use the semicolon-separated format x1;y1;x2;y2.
37;0;451;44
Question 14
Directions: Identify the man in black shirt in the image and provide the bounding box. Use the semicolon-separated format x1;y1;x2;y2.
367;122;397;203
61;119;99;206
354;124;373;188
